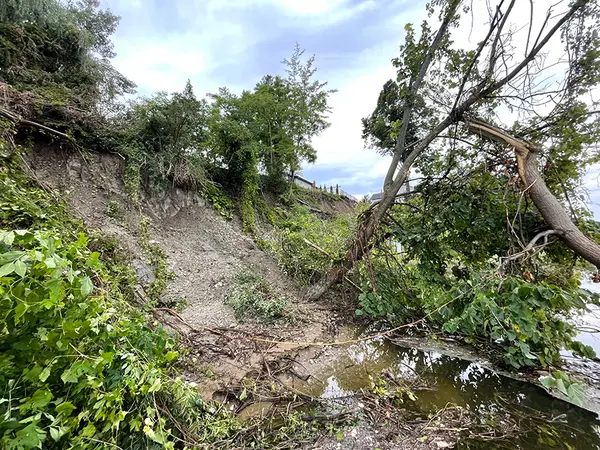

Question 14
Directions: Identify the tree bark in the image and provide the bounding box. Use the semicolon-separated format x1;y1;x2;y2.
464;117;600;269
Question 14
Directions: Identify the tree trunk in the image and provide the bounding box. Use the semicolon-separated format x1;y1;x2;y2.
306;164;410;300
304;0;589;300
464;117;600;269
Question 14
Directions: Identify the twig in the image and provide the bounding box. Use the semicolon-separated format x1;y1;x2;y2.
302;238;362;292
301;407;360;422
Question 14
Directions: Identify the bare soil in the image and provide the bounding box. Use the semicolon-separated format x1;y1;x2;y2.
25;144;347;390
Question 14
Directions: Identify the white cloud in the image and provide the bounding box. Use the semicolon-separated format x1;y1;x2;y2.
101;0;596;211
302;6;425;194
275;0;348;15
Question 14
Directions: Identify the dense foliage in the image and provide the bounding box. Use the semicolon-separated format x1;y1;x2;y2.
351;0;600;373
0;144;243;449
0;0;134;111
0;1;335;231
267;203;356;285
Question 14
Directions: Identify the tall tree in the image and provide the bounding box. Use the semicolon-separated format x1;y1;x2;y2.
308;0;600;299
0;0;134;112
282;44;337;175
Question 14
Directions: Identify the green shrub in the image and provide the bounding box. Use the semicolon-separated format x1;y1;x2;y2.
138;216;175;302
0;229;180;449
268;205;354;284
226;267;289;322
201;183;233;219
105;199;124;219
358;256;599;369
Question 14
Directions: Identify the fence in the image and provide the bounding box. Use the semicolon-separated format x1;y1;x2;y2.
291;174;358;202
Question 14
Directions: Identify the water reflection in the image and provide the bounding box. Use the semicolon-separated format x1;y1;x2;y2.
307;337;600;449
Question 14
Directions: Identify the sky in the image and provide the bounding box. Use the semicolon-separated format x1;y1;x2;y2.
98;0;600;216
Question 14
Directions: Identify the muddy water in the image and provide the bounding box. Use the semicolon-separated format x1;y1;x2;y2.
292;333;600;449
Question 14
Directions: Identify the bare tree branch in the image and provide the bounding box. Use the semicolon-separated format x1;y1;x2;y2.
383;0;462;191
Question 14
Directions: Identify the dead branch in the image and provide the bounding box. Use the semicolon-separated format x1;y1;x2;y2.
500;229;563;273
384;0;463;190
0;106;73;141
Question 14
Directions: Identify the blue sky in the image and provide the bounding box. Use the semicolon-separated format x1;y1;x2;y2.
99;0;600;217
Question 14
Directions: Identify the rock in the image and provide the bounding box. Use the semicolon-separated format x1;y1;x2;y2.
132;259;155;285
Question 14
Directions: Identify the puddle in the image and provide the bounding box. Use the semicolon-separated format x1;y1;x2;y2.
286;332;600;449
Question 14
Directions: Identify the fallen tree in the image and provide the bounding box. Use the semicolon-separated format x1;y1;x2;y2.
308;0;600;300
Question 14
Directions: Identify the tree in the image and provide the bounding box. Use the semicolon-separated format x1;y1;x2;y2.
282;44;337;174
0;0;134;112
308;0;600;300
125;80;210;190
208;46;335;227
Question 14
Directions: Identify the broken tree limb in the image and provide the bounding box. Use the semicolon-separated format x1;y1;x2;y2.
302;238;331;257
499;229;563;273
464;116;600;270
0;106;73;141
296;199;324;214
301;238;362;294
306;0;590;301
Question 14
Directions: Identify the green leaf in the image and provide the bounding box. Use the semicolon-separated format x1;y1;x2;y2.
39;366;51;383
49;425;68;441
11;423;45;449
80;276;94;296
14;260;26;277
55;401;76;416
44;257;56;269
566;383;585;406
20;389;52;413
0;251;26;263
164;351;178;362
81;422;96;437
0;262;15;277
540;376;555;389
1;231;14;245
148;378;162;393
555;378;568;396
14;302;27;325
60;368;78;384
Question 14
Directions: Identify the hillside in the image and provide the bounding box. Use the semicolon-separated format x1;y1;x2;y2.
3;1;600;448
25;139;352;383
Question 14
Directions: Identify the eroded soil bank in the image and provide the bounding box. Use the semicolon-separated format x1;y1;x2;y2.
26;145;600;449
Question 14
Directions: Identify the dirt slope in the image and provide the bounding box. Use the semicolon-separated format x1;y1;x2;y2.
25;144;345;385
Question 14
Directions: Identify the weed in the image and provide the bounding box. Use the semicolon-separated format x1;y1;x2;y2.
137;216;175;302
226;267;290;322
105;199;125;220
268;204;355;284
201;183;233;219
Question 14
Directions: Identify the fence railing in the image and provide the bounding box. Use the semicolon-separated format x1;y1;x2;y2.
292;175;358;202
